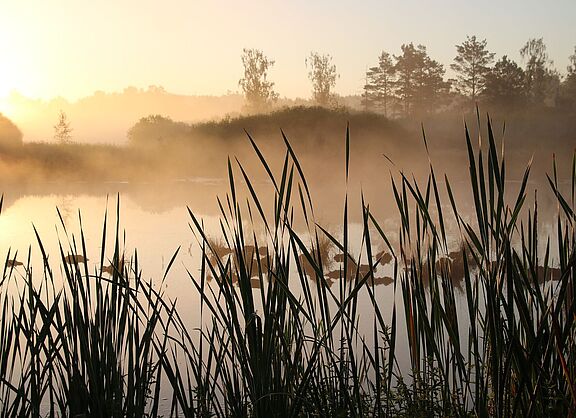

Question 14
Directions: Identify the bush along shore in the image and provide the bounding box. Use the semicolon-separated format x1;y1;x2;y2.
0;116;575;417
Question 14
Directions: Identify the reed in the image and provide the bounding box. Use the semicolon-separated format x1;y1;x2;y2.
0;115;574;417
0;198;171;417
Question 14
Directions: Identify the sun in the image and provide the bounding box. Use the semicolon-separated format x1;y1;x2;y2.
0;24;45;119
0;57;41;92
0;96;14;118
0;89;33;122
0;42;24;96
0;64;39;121
0;63;18;97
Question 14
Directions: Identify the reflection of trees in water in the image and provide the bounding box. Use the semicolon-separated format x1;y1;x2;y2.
0;181;229;216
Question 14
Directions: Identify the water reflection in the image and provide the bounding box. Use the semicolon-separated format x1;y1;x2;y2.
5;258;24;268
1;192;562;304
63;254;88;264
0;194;199;313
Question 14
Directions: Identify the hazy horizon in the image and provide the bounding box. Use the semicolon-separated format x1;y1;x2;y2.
0;3;575;414
1;0;574;108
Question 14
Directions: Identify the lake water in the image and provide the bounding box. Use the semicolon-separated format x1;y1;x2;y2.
0;182;398;302
0;174;562;331
0;173;567;415
0;177;476;362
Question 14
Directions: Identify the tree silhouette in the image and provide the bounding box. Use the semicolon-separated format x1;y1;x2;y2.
520;38;558;106
451;35;495;102
364;52;396;116
483;56;526;110
306;52;339;107
560;47;576;108
238;49;278;113
53;110;72;144
127;115;187;146
568;47;576;76
394;43;449;116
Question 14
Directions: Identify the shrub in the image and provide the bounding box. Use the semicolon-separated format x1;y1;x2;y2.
0;113;23;149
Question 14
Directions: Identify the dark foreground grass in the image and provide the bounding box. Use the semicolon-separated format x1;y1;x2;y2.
0;117;575;417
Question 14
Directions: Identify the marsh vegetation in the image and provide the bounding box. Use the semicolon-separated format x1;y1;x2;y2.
0;116;574;417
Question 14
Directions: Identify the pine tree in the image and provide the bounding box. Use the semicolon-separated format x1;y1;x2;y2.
451;35;495;101
364;52;396;116
394;43;449;116
482;56;526;109
361;69;375;112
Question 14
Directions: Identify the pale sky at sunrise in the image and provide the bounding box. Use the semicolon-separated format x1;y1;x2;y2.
0;0;574;102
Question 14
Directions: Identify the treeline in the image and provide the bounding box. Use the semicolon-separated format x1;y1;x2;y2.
240;37;576;117
362;36;575;116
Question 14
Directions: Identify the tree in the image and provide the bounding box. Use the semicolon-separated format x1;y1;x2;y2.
53;110;72;144
306;52;339;107
238;49;278;112
568;47;576;76
394;43;450;116
364;52;396;116
520;38;558;106
560;46;576;108
482;56;526;109
127;115;188;146
361;77;375;112
451;35;495;101
363;67;380;112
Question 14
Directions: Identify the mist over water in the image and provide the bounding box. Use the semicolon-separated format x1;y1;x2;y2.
1;105;572;283
1;111;569;313
1;1;575;412
1;97;575;417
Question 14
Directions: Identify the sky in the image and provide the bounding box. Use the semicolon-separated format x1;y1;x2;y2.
0;0;574;102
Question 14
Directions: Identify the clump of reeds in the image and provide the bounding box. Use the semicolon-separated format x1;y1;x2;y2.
0;198;174;417
176;120;575;416
0;116;574;417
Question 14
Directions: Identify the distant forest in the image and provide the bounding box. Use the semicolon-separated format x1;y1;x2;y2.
1;36;575;146
236;37;576;117
359;37;576;117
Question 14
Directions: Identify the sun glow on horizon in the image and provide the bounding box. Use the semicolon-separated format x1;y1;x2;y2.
0;96;14;119
0;1;574;115
0;35;45;112
0;92;38;123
